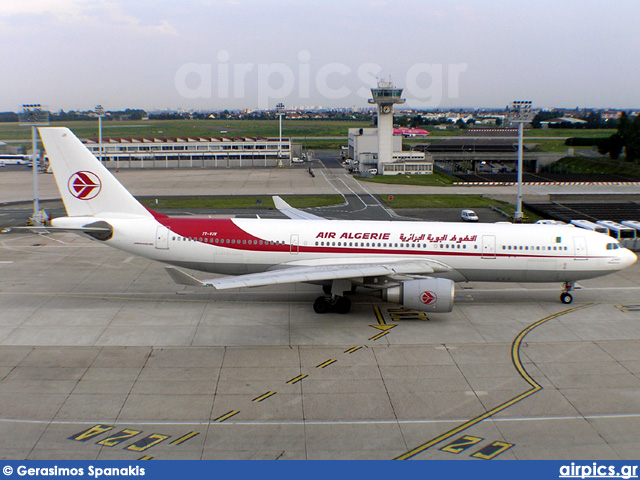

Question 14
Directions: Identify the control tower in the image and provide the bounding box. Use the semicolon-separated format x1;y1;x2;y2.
368;80;405;168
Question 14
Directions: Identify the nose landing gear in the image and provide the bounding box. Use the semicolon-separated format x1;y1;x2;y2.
560;282;575;304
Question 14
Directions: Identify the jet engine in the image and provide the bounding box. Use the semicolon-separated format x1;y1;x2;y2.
382;278;455;313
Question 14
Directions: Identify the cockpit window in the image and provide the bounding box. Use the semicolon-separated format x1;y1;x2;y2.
606;243;620;250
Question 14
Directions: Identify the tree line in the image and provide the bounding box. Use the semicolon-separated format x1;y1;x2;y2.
565;112;640;162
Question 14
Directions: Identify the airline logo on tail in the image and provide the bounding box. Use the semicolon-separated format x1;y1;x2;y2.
68;171;102;200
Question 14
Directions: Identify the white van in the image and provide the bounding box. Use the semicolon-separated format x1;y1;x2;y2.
460;209;479;222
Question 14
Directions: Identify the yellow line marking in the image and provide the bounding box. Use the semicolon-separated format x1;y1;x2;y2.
252;391;277;402
286;374;308;385
138;456;154;460
170;431;200;445
344;346;363;354
394;303;597;460
316;359;337;369
369;331;389;341
213;410;240;423
370;324;396;331
373;306;386;324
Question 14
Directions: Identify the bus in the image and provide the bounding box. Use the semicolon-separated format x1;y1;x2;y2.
596;220;637;239
621;220;640;235
570;219;609;235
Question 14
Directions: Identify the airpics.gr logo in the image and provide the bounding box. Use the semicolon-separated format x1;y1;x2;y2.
68;171;102;200
420;291;437;306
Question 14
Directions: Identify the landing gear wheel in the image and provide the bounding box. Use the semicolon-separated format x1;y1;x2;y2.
313;296;330;314
560;292;573;304
322;285;331;294
335;296;352;314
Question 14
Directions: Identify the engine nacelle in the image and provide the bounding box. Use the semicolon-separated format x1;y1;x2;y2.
382;278;455;313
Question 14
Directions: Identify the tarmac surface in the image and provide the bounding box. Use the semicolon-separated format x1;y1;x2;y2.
1;158;640;460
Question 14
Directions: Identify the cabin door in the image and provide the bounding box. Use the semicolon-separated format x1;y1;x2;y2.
481;235;496;259
573;236;587;260
155;226;169;250
290;234;299;254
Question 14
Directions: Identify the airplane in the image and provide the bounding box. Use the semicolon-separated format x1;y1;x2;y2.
31;127;636;314
393;128;429;137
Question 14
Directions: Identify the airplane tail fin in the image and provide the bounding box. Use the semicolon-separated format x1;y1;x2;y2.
38;127;152;218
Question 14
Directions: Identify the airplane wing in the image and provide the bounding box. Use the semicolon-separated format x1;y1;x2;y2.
166;258;454;290
272;195;326;220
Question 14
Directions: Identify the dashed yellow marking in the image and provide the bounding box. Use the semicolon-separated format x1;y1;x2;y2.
616;304;640;312
286;374;308;385
316;359;337;369
394;303;598;460
344;346;363;354
170;431;200;446
368;331;389;341
213;410;240;423
138;456;153;460
252;391;277;402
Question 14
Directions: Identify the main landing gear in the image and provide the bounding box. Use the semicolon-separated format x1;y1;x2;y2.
560;281;575;304
313;295;351;314
314;280;353;314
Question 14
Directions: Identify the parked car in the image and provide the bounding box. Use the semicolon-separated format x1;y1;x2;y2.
460;209;479;222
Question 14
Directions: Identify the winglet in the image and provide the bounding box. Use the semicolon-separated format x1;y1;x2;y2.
272;195;291;211
165;266;210;287
272;196;325;220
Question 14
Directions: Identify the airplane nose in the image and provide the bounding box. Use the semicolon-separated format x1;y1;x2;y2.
623;249;638;268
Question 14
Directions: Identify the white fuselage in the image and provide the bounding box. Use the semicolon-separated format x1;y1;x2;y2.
55;215;637;285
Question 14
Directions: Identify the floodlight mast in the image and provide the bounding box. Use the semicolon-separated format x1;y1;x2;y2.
95;105;105;164
276;103;285;167
508;101;534;223
19;104;49;225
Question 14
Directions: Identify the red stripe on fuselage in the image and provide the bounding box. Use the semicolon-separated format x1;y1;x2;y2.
156;217;608;261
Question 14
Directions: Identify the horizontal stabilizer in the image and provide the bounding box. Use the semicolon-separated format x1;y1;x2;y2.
10;223;112;235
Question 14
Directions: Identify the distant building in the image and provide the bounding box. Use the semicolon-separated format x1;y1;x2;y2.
82;136;291;169
346;80;433;176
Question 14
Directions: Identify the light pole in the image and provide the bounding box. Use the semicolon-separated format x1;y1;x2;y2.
508;101;534;223
19;104;49;225
95;105;105;164
276;103;285;167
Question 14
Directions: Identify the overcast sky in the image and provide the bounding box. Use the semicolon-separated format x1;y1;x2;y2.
1;0;639;112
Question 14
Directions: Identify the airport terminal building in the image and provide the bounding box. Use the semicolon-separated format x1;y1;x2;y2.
82;135;292;169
